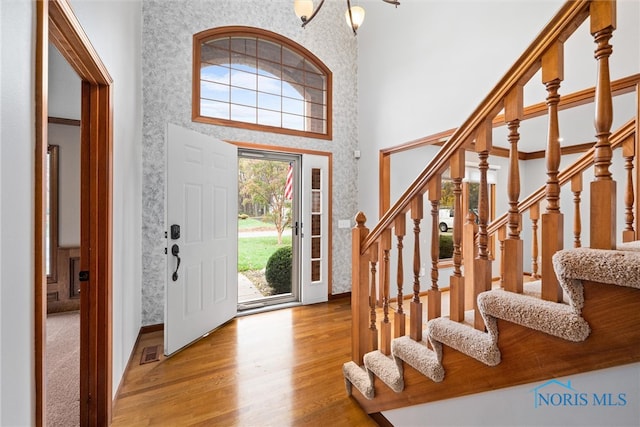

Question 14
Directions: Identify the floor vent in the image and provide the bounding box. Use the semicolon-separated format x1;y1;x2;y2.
140;345;160;365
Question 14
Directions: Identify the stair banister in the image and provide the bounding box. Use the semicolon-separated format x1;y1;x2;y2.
360;1;591;254
486;118;636;237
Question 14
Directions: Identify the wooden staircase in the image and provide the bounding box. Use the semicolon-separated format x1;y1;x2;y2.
344;0;640;414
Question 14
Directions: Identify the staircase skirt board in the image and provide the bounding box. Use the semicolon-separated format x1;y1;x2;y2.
349;281;640;414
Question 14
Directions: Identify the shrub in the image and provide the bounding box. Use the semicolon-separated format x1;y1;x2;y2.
238;213;249;220
439;234;454;259
265;246;292;294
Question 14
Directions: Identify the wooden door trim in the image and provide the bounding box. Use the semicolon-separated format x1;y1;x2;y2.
35;2;48;424
36;0;113;425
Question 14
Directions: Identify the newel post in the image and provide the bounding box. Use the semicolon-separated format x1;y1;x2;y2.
352;211;371;365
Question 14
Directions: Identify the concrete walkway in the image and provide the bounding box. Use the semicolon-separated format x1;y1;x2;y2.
238;272;263;302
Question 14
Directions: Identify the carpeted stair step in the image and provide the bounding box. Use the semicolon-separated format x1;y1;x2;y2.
427;315;501;366
342;361;374;399
553;247;640;294
391;336;445;382
616;240;640;252
477;289;590;342
363;350;404;392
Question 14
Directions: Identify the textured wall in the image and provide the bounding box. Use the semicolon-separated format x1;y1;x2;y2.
142;0;359;324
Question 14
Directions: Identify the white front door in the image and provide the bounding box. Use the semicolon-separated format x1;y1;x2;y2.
165;123;238;356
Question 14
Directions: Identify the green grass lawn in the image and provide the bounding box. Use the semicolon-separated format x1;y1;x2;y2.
238;217;274;230
238;235;292;272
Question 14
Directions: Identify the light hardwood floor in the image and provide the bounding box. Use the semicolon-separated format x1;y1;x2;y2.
112;297;379;426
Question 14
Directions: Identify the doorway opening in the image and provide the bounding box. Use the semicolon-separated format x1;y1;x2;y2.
237;150;301;311
37;1;114;425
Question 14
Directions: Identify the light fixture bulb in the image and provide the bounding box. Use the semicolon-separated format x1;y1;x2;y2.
345;6;365;30
294;0;314;21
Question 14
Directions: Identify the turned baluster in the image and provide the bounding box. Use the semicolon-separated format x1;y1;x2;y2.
498;226;506;288
463;206;478;311
394;215;406;337
503;86;524;293
380;231;392;355
622;136;636;242
369;242;379;352
541;42;564;303
352;212;371;364
410;194;423;342
590;1;617;249
427;178;442;321
449;150;465;322
572;174;583;248
474;121;492;331
530;203;540;280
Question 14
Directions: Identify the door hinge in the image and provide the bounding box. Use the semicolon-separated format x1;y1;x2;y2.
79;270;90;282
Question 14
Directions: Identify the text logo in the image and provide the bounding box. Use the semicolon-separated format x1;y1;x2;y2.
530;379;627;409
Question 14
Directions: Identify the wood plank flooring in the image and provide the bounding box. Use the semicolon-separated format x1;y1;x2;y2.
111;297;378;426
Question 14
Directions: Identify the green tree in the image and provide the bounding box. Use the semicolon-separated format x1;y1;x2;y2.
239;158;291;244
440;180;455;209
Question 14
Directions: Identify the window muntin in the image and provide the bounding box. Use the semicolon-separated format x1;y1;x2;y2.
194;27;332;139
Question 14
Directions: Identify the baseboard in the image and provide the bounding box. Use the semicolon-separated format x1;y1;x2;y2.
369;412;394;427
329;292;351;300
139;323;163;334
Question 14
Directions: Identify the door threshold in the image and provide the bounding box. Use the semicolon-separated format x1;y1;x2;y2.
236;301;302;317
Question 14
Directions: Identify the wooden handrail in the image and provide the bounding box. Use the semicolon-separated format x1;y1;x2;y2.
362;0;591;254
487;118;636;236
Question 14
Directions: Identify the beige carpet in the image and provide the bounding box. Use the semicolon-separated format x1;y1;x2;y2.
46;310;80;427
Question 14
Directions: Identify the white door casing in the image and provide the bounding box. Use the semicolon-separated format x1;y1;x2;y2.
165;123;238;356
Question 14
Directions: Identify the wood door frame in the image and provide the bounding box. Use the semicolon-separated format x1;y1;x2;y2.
36;0;113;426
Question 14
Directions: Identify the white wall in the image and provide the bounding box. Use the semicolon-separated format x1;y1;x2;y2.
48;123;81;247
49;45;81;120
385;362;640;427
70;0;143;396
1;1;35;425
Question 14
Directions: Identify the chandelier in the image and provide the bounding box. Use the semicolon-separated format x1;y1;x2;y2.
294;0;400;35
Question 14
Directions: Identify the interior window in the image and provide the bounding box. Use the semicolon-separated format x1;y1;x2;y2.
193;27;332;140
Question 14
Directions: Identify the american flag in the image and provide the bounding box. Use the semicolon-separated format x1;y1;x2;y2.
284;162;293;200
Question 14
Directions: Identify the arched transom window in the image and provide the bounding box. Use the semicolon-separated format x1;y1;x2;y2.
193;26;332;140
